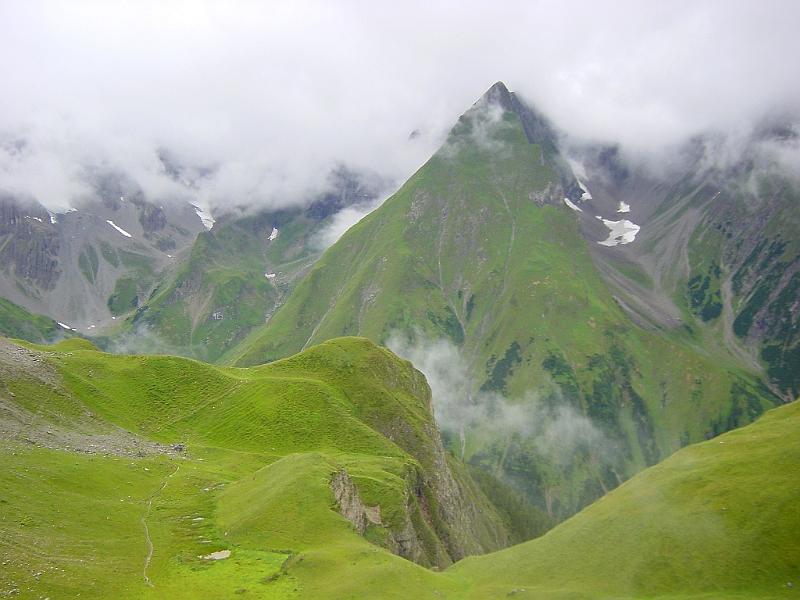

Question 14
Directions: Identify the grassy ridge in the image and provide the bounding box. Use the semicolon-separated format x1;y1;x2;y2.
0;336;507;598
1;336;796;598
453;400;800;599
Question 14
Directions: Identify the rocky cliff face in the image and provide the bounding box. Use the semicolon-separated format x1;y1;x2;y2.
331;470;383;534
0;196;61;290
327;344;510;569
0;187;205;334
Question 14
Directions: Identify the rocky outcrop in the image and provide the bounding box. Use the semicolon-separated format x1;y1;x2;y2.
330;465;466;569
0;179;207;332
330;470;382;535
138;203;167;235
326;350;509;569
0;196;61;290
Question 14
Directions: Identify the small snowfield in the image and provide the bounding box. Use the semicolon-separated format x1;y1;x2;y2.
106;220;133;238
598;219;640;246
200;550;231;560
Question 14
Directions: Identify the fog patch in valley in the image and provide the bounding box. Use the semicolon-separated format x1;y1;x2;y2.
100;323;196;361
387;331;614;469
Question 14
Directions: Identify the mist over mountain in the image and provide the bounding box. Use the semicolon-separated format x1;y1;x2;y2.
1;3;799;599
2;1;799;217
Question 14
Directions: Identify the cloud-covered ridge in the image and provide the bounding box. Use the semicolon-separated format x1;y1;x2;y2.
1;1;798;211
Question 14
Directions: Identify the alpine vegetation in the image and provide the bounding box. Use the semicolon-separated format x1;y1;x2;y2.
1;3;799;600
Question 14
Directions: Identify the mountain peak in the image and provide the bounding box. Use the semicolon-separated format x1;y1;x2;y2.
474;82;555;148
479;81;514;111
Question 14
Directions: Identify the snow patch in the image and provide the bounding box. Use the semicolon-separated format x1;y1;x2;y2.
57;322;75;331
199;550;230;561
598;219;640;247
192;205;215;230
577;179;593;201
48;211;57;224
617;201;631;213
563;197;583;212
106;220;132;238
265;273;276;280
268;227;279;241
567;158;593;200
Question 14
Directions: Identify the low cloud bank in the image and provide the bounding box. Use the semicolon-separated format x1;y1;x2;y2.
2;1;798;213
387;332;613;467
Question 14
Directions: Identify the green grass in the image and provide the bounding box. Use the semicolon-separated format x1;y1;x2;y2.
0;297;65;342
452;400;800;599
0;335;509;598
3;338;795;599
108;277;140;315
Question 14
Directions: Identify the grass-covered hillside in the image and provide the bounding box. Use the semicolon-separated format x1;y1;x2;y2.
1;334;797;599
453;399;800;599
0;335;512;599
0;297;68;343
115;170;380;363
224;82;779;521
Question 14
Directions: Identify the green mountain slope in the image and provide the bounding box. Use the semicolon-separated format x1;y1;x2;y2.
224;82;779;520
573;140;800;401
670;169;800;398
0;297;69;342
2;334;796;599
0;335;512;599
115;217;282;361
453;399;800;599
111;170;381;362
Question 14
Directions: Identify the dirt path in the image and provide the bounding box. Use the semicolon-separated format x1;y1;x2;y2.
142;465;180;587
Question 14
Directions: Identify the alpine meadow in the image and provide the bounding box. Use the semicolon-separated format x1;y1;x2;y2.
1;2;799;599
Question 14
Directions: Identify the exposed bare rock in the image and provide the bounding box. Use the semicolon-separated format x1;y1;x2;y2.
330;470;381;535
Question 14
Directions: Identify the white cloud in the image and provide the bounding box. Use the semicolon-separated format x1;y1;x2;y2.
386;331;613;467
313;201;380;250
0;0;798;211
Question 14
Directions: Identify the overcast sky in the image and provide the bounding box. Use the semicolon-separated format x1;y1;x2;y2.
1;0;798;212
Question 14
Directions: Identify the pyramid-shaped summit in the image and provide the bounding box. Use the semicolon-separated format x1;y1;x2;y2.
478;81;515;111
226;78;777;545
466;81;561;157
